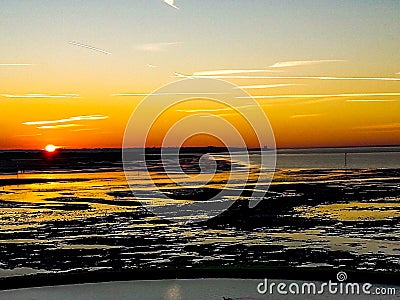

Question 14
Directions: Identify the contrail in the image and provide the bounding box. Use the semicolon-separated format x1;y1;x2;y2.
0;63;33;66
234;84;301;89
174;73;400;81
193;69;281;76
23;115;108;126
68;41;112;55
269;60;346;68
112;92;226;97
163;0;179;9
237;92;400;99
1;93;79;99
346;99;396;102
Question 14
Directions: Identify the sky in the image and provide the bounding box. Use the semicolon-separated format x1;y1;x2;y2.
0;0;399;149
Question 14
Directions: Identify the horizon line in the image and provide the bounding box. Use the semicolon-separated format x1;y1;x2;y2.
1;144;400;152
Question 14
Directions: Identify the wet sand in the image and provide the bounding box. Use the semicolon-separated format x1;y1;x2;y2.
0;148;398;290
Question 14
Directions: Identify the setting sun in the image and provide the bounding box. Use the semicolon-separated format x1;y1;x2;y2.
45;144;57;153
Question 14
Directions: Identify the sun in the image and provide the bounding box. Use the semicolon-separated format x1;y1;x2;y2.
45;144;57;153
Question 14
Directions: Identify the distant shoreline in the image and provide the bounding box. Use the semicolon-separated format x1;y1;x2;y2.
1;144;400;153
1;146;399;174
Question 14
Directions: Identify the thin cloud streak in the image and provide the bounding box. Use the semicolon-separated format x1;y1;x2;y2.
269;60;346;68
193;69;281;76
198;113;236;118
1;94;79;99
68;41;112;55
234;84;302;89
176;105;254;113
23;115;108;126
71;128;99;132
186;60;344;76
259;97;399;107
174;74;400;81
163;0;179;9
135;42;182;52
112;92;226;97
237;93;400;99
258;98;329;106
0;64;33;66
289;114;321;119
352;123;400;131
177;108;233;113
37;124;81;129
112;93;154;97
346;99;396;103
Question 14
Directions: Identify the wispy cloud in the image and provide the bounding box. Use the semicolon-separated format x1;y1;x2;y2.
198;113;236;118
234;84;302;89
193;69;281;76
183;60;344;77
176;108;232;113
112;93;151;97
23;115;108;126
174;74;400;81
176;105;254;114
1;94;79;99
237;92;400;99
68;41;112;55
346;99;396;103
71;128;99;132
0;63;34;66
112;92;226;97
258;97;399;107
135;42;182;52
289;114;321;119
268;60;346;68
352;123;400;132
37;124;81;129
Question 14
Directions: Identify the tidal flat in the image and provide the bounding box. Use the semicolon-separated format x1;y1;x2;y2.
0;148;399;285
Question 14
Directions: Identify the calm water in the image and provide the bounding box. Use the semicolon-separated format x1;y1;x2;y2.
0;147;399;277
276;147;400;169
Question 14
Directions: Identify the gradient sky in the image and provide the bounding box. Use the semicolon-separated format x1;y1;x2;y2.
0;0;399;149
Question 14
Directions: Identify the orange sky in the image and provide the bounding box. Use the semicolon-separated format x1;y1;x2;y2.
1;1;399;150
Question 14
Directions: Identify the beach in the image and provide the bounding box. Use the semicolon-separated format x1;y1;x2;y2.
0;147;399;289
